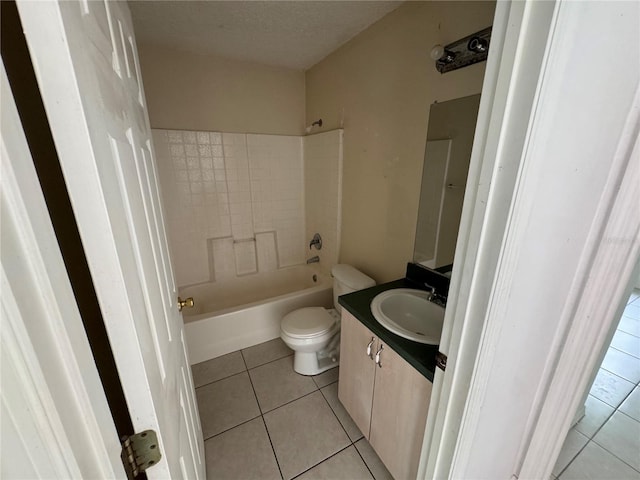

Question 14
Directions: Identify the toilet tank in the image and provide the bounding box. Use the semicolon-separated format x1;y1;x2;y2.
331;264;376;312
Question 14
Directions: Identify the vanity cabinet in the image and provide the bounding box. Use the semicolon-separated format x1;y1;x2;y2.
338;310;432;480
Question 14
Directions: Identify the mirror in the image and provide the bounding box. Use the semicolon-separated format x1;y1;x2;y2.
413;94;481;269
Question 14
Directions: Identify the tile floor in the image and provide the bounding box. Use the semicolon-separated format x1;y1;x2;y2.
192;338;392;480
553;289;640;479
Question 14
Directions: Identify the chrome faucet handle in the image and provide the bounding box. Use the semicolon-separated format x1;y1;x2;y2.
423;282;447;306
309;233;322;250
431;293;447;307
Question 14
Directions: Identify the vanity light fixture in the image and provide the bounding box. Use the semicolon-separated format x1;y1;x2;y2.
432;26;492;74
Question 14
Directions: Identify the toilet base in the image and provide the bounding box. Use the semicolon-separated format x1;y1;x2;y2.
293;351;339;376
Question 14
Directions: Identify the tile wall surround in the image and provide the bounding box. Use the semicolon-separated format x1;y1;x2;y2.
153;128;343;288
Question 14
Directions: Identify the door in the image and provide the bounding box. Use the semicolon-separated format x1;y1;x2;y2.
15;1;204;478
369;343;432;480
1;63;123;478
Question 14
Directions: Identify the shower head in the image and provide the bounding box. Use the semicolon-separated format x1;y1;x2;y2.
305;118;323;134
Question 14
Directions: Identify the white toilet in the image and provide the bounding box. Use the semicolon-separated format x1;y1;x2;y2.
281;264;375;375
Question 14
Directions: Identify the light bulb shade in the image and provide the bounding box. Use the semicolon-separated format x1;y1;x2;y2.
430;44;444;61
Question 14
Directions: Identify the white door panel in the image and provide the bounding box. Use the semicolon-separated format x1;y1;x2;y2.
1;64;123;479
16;1;204;477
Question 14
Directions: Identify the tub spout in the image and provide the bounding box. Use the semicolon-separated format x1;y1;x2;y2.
306;256;320;264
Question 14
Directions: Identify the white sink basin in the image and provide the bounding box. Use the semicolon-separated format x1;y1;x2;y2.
370;288;445;344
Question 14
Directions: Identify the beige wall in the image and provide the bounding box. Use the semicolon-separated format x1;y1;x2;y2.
306;1;495;283
139;44;306;135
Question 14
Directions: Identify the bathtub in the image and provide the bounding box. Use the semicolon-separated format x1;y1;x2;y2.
181;265;333;365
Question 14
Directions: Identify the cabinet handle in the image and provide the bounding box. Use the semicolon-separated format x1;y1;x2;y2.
366;337;375;359
375;344;384;368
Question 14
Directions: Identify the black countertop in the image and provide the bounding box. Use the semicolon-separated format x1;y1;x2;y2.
338;278;439;382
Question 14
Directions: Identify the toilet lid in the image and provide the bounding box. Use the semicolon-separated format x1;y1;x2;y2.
282;307;335;338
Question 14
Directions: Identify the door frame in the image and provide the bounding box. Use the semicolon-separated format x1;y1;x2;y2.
421;0;639;477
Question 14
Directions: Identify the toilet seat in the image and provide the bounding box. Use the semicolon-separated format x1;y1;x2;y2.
281;307;335;339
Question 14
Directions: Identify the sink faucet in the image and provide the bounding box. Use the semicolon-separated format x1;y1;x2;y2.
423;282;436;300
307;256;320;264
424;282;446;306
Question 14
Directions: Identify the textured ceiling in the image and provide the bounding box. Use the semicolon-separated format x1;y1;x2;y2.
129;1;402;70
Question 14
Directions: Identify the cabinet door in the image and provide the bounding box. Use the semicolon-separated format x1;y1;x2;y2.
369;343;432;480
338;310;377;438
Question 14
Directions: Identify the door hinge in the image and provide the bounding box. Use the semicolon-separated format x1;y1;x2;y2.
436;351;447;371
121;430;162;479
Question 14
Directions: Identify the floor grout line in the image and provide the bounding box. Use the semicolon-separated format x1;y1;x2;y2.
612;328;640;340
194;368;247;390
241;348;286;480
260;388;320;416
193;349;296;391
289;443;356;480
587;436;640;475
607;343;640;357
318;381;362;443
581;406;616;441
201;413;263;443
598;367;640;389
591;371;638;410
560;398;634;477
239;349;248;370
259;414;285;480
352;440;377;480
245;352;294;371
557;439;591;479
